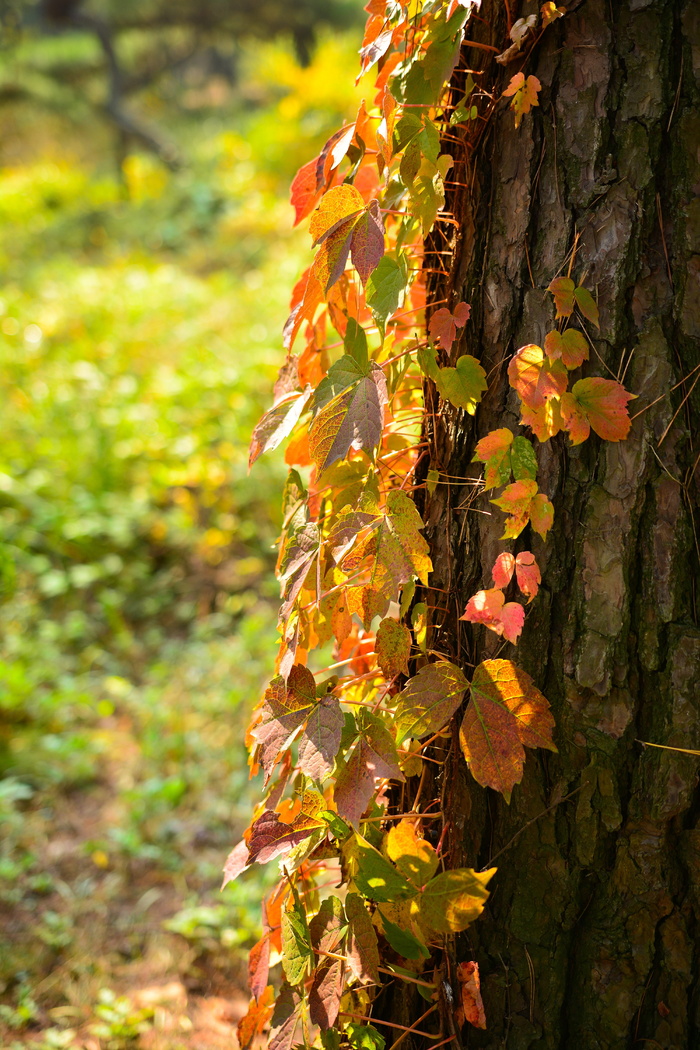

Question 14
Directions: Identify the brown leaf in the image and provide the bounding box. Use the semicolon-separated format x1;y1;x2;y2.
345;892;380;984
456;961;486;1029
248;934;271;1002
269;983;302;1050
309;958;344;1029
298;694;344;781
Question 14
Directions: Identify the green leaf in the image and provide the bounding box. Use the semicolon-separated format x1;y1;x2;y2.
344;319;369;371
379;912;430;960
366;253;409;335
281;905;313;986
510;436;538;481
573;285;600;327
347;833;416;902
346;1024;386;1050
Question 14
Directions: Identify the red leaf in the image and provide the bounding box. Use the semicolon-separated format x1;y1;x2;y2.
335;729;404;828
249;390;311;469
222;838;249;888
492;553;515;589
460;588;525;644
269;983;302;1050
308;364;388;473
290;157;323;226
514;551;541;602
456;961;486;1029
428;300;471;351
309;959;343;1029
508;343;568;409
490;480;554;540
346;892;380;984
248;934;271;1002
351;200;385;285
250;665;317;781
297;694;344;781
560;377;636;444
247;791;325;866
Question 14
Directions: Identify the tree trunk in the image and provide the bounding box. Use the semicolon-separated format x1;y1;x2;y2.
406;2;699;1047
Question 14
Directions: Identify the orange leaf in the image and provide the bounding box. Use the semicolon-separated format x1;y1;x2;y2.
237;987;274;1050
491;552;515;589
460;588;525;644
490;479;554;540
508;343;568;409
541;3;566;27
459;659;556;800
543;328;588;370
457;961;486;1030
290;157;323;226
502;73;541;129
548;276;575;318
309;184;365;247
560;377;636;444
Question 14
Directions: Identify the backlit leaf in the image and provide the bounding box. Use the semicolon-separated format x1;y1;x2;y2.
251;664;317;780
490;479;554;540
335;723;405;828
418;867;495;933
290;157;323;226
508;343;568;409
348;833;417;902
502;72;540;129
269;983;302;1050
428;301;471;351
376;617;411;677
385;820;438;887
472;429;537;488
394;660;468;743
351;200;385;285
366;253;409;334
238;987;274;1050
249;390;311;469
346;1024;385;1050
346;893;380;984
310;184;365;247
435;354;487;414
248;934;271;1001
460;588;525;645
543;328;588;370
222;838;250;888
298;695;344;782
247;791;326;865
491;552;515;589
281;903;313;985
456;961;486;1029
309;365;388;474
459;659;556;799
514;551;540;602
560;377;635;444
519;396;564;441
313;217;356;293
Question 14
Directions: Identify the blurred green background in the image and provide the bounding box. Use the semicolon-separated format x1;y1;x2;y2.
0;2;364;1046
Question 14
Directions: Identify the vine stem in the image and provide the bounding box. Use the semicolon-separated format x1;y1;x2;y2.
340;1013;439;1039
389;1004;439;1050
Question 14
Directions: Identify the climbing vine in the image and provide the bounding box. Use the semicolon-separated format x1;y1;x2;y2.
230;1;635;1045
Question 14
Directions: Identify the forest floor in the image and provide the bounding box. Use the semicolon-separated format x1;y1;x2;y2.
0;28;364;1050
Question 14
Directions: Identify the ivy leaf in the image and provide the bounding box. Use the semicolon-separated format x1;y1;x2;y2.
379;911;430;960
310;895;346;954
247;791;326;865
508;344;568;409
366;252;409;334
310;958;344;1029
269;983;303;1050
548;276;575;319
335;725;405;828
310;184;365;247
298;695;344;782
309;365;388;474
346;1023;385;1050
456;961;487;1029
290;157;323;226
277;522;320;621
351;200;385;285
460;588;525;645
281;902;314;985
429;350;487;414
238;987;275;1050
222;838;250;888
543;328;588;370
491;552;515;589
385;820;439;887
250;665;317;781
394;660;468;743
490;479;554;540
541;2;566;27
375;617;411;677
427;301;471;351
248;934;271;1001
409;153;453;234
472;429;537;488
573;285;600;328
519;396;564;441
249;389;311;469
312;217;357;293
502;73;541;129
346;893;380;985
514;551;541;601
418;867;495;934
560;377;636;444
348;833;417;902
459;659;556;800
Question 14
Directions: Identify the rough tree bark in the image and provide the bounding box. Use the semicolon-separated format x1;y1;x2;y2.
384;2;700;1048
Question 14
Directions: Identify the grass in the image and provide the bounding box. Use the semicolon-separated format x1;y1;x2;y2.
0;29;364;1049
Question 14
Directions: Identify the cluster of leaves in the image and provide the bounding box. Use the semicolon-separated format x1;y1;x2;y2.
232;2;636;1046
